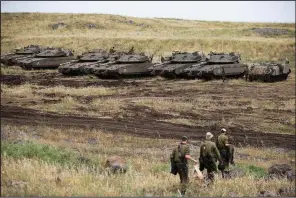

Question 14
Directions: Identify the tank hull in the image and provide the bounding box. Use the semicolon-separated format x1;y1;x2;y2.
95;62;153;79
248;74;289;82
151;63;200;79
1;54;33;66
185;63;247;80
247;63;291;82
59;61;100;75
22;57;75;70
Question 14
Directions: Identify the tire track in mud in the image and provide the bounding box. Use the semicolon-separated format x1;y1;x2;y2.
1;105;295;150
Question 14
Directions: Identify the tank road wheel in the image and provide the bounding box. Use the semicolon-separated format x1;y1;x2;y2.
264;74;272;82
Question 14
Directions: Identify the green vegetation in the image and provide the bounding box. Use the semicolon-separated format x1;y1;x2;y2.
238;164;268;179
1;141;101;171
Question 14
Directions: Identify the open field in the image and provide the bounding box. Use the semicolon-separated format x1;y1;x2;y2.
1;12;295;197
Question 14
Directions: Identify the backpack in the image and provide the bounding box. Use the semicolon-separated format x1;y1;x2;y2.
170;145;186;175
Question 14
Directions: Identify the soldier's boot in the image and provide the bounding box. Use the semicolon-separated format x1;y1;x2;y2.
208;172;215;183
230;159;235;166
224;171;231;179
221;171;225;179
180;190;186;197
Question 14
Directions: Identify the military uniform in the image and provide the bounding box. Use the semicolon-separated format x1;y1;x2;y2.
216;133;235;178
109;47;115;54
222;67;226;82
199;140;221;182
128;47;134;54
171;143;190;195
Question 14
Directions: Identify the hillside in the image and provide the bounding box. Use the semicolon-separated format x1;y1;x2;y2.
1;13;295;61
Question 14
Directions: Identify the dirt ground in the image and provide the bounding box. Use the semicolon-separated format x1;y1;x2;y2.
1;71;295;150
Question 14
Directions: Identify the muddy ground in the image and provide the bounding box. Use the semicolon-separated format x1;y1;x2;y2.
1;71;295;149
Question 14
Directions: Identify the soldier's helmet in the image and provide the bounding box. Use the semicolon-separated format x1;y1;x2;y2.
206;132;214;140
182;136;188;141
221;128;227;133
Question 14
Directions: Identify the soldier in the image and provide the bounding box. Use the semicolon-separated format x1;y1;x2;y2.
285;57;289;64
109;46;115;54
245;65;249;81
222;67;226;82
128;46;134;54
199;132;222;183
216;128;235;179
170;136;198;196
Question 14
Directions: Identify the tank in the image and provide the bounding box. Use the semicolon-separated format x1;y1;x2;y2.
58;49;109;75
1;45;44;66
93;52;153;79
19;48;75;70
148;51;206;78
184;52;247;80
246;60;291;82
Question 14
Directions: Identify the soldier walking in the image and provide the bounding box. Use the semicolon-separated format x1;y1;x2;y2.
109;46;116;53
199;132;222;183
170;136;198;196
216;128;235;179
222;67;226;82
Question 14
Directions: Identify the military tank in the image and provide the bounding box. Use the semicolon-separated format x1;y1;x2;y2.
58;49;109;75
80;49;127;75
246;60;291;82
148;51;206;78
19;48;75;70
1;45;44;66
184;52;247;80
94;52;153;79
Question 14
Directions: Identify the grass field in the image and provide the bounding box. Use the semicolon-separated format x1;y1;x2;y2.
1;12;295;197
1;124;295;197
1;13;295;62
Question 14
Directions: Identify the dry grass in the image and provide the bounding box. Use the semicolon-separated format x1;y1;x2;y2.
37;85;117;97
134;98;194;113
2;84;118;97
90;98;124;113
3;156;294;197
1;124;295;197
1;83;37;98
1;13;295;61
30;97;124;118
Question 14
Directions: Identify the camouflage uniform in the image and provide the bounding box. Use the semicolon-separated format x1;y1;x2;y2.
216;133;235;178
171;143;190;195
199;140;222;182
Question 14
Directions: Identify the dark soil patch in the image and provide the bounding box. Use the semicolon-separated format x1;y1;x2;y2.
1;105;295;150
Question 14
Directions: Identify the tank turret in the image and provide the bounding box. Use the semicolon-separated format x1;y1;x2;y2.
148;51;206;78
19;48;75;70
93;52;153;79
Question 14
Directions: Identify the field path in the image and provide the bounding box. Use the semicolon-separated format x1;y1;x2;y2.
1;105;295;150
